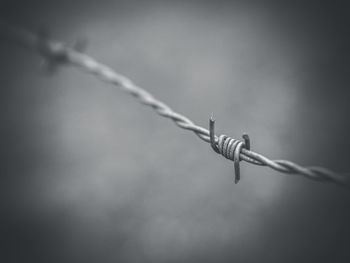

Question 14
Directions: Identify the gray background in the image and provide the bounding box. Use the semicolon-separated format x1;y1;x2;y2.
1;0;350;262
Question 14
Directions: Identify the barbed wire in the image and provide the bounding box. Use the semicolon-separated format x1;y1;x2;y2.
1;22;349;187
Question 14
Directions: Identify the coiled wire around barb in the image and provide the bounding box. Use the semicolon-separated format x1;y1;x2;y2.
1;22;349;188
210;117;251;184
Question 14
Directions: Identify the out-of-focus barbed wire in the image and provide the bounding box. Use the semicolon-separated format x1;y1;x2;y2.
1;22;349;187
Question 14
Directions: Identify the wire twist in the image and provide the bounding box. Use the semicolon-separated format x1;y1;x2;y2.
210;117;251;184
1;22;349;188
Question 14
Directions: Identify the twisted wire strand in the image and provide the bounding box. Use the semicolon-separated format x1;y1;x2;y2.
1;22;349;187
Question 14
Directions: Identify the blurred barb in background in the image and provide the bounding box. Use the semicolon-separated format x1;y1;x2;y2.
1;0;350;262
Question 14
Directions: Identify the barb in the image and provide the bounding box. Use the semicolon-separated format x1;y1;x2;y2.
210;117;249;184
1;22;349;187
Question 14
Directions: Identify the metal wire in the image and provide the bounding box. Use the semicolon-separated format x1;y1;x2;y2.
1;22;349;187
